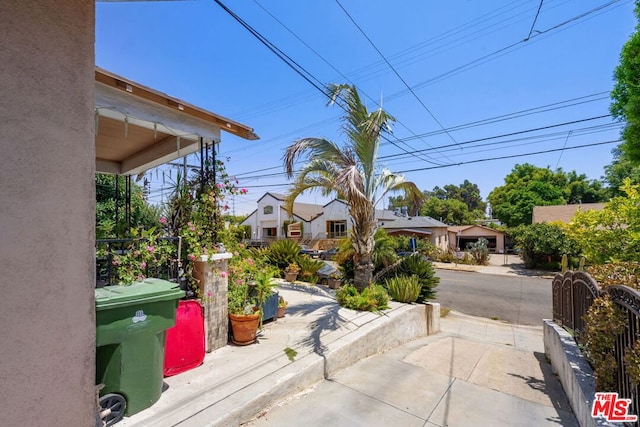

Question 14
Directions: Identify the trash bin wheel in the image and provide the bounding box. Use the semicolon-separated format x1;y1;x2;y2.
99;393;126;426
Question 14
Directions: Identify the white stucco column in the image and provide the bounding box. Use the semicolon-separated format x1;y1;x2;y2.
0;1;96;424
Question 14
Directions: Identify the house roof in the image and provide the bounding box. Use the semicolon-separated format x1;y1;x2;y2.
282;203;324;222
380;216;449;229
448;224;505;235
256;193;324;222
94;67;258;175
532;203;606;224
385;228;433;236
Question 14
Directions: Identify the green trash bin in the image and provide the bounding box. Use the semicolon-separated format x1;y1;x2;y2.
95;278;185;417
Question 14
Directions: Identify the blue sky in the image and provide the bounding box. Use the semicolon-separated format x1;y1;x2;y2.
96;0;635;215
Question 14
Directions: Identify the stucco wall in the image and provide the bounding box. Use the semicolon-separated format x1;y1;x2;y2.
0;1;96;424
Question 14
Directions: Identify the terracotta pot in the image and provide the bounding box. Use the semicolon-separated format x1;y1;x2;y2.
277;306;286;318
285;271;298;282
229;312;260;346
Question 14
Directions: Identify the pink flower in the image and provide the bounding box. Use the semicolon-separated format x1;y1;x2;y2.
140;262;147;269
236;279;243;285
219;271;228;278
206;291;213;298
247;258;254;266
187;254;196;261
189;225;196;232
216;182;225;189
146;245;155;254
240;188;248;194
159;217;167;224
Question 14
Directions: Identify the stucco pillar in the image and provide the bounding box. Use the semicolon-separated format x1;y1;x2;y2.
0;1;96;425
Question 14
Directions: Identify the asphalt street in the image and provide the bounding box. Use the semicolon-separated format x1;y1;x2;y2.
434;269;552;326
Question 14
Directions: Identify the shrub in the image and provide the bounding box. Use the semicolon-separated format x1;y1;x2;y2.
336;284;389;311
510;223;580;269
583;295;627;390
265;239;301;272
297;255;324;283
385;275;421;303
379;253;439;302
587;262;640;290
467;238;490;265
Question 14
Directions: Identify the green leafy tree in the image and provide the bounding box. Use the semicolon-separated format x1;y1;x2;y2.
565;179;640;264
95;174;160;239
488;164;605;227
510;223;581;269
611;0;640;163
284;84;422;290
419;197;483;225
603;147;640;197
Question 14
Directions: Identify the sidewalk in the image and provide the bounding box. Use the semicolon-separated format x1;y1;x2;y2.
245;311;578;427
117;271;576;427
433;254;556;278
119;281;433;427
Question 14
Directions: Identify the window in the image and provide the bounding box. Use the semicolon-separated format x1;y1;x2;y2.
263;205;273;214
263;227;277;237
327;220;347;238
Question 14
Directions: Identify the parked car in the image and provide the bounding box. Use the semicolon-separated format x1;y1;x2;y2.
299;245;319;258
319;248;339;260
316;264;343;286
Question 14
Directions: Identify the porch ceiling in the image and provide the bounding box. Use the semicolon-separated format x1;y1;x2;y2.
95;67;258;175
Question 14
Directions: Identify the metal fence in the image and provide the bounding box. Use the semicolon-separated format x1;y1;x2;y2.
96;237;181;287
553;271;640;424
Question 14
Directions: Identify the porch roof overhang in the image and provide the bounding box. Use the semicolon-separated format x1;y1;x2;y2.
95;67;258;175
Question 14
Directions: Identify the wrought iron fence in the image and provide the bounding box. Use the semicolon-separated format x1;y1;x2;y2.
553;271;640;424
96;237;181;287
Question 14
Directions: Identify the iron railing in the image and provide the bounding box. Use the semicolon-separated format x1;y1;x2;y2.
553;271;640;425
96;237;181;287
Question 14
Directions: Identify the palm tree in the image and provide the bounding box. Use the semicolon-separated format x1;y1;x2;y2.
283;84;423;290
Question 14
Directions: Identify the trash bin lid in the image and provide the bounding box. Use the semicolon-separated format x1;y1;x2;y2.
95;278;185;311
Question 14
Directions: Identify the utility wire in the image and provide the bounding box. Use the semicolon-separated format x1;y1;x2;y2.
381;114;612;159
230;94;611;177
213;0;448;166
525;0;545;40
251;0;445;165
396;139;621;174
231;139;622;186
335;0;462;152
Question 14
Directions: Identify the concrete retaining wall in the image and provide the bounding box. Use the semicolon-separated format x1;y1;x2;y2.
543;320;615;427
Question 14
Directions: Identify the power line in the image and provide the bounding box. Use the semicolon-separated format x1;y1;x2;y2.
396;139;621;174
230;93;612;178
525;0;545;41
213;0;448;166
335;0;462;152
251;0;446;165
381;114;612;160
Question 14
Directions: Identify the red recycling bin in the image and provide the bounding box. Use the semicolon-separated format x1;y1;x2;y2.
164;300;205;377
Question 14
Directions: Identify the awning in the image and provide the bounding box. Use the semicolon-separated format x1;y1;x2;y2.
94;67;258;175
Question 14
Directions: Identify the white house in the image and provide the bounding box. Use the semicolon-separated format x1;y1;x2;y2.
241;192;450;250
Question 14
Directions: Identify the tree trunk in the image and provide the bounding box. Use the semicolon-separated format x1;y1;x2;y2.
353;253;373;291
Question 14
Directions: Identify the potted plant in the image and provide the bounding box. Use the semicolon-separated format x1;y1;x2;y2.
252;270;279;326
228;280;260;346
284;263;300;282
277;296;288;318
